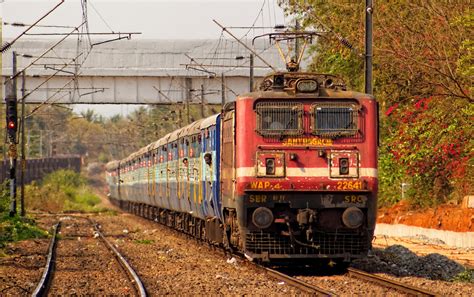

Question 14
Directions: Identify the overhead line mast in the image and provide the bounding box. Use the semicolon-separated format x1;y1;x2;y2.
365;0;373;95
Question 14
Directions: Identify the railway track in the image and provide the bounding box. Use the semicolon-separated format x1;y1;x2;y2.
262;266;336;296
249;261;439;296
135;212;436;296
31;216;147;296
347;268;438;296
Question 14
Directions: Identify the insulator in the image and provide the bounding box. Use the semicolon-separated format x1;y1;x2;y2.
338;36;354;50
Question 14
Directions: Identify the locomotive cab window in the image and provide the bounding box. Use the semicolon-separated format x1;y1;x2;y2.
255;101;303;136
312;102;359;138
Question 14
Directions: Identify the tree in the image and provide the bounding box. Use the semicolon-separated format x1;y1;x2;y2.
279;0;473;206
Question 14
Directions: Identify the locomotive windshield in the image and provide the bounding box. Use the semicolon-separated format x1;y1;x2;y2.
255;101;303;136
312;102;359;138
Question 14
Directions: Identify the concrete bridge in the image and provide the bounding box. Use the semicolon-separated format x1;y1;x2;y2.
2;38;288;106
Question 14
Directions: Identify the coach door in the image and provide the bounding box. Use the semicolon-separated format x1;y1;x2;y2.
221;111;235;205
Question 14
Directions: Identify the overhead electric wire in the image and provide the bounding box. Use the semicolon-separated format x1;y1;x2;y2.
6;22;86;83
26;78;76;119
3;22;75;29
300;6;362;57
23;53;83;97
88;0;115;33
1;0;65;52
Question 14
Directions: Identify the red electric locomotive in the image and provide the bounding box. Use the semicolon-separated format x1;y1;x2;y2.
221;70;378;263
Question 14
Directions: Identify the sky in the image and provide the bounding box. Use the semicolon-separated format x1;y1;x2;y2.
1;0;288;117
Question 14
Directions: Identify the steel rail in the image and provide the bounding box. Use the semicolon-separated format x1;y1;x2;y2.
263;266;336;296
91;220;147;297
32;222;61;297
347;268;438;296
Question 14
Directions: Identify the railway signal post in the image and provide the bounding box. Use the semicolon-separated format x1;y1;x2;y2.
5;52;18;216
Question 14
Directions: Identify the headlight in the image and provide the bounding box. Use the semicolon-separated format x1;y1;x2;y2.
342;207;364;228
296;79;318;93
339;158;349;175
265;158;275;175
252;207;274;229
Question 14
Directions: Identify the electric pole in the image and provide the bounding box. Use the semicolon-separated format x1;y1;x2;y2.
20;70;26;216
249;54;254;92
365;0;373;95
295;19;300;60
200;84;205;118
185;77;192;124
221;73;226;109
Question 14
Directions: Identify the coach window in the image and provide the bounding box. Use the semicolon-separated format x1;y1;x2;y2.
255;101;304;136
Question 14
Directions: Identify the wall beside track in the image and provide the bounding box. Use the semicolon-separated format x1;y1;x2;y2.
0;156;81;184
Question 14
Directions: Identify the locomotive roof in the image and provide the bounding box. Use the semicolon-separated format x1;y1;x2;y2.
238;88;374;101
236;71;375;101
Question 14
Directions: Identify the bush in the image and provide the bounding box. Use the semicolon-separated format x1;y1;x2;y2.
0;215;48;249
25;170;102;213
383;97;472;207
0;181;48;249
42;169;86;189
0;180;10;214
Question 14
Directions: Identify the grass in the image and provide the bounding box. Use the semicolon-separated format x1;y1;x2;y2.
0;179;48;250
134;239;155;245
0;169;105;251
0;214;48;249
25;169;103;213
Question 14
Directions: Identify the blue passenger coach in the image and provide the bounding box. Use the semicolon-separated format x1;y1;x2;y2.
106;114;222;229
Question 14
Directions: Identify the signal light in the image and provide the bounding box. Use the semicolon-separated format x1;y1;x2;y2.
5;98;18;142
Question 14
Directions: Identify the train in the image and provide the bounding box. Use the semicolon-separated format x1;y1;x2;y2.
106;70;378;264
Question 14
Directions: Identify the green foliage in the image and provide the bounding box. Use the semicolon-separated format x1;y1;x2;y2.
280;1;473;208
42;169;86;189
384;97;472;206
452;269;474;283
134;239;154;245
0;182;48;249
0;180;10;214
25;170;102;213
378;152;404;207
98;152;110;164
0;215;48;249
80;109;103;123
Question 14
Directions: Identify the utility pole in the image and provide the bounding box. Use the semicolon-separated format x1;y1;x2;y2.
178;106;183;127
295;19;300;59
20;70;26;216
39;130;43;157
200;84;205;118
249;54;254;92
365;0;373;95
221;73;226;109
6;52;18;217
185;77;192;124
